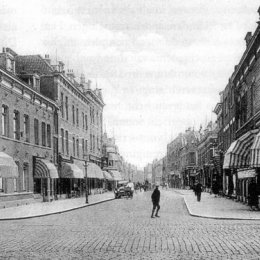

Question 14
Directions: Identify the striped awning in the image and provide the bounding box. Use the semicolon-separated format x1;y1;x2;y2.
34;158;59;178
250;132;260;167
103;171;113;180
223;130;258;169
61;162;84;178
87;163;104;179
0;152;18;178
109;170;122;181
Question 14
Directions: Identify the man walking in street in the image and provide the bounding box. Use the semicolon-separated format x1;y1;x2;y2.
151;184;160;218
195;181;203;202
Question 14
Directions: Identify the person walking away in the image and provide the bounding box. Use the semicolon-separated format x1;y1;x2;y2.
151;184;160;218
195;182;203;202
248;179;259;211
212;181;219;198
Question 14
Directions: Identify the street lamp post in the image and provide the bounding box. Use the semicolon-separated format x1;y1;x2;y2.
84;157;89;204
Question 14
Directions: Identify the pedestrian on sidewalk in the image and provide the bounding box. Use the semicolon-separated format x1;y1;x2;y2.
212;181;219;198
151;184;160;218
195;182;203;202
248;179;259;211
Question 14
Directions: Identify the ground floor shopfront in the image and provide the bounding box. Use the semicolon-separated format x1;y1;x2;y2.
223;129;260;206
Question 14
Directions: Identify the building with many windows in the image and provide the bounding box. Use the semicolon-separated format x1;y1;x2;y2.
15;52;105;199
0;48;58;206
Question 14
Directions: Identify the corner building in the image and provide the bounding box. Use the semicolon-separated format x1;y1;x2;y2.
0;48;58;206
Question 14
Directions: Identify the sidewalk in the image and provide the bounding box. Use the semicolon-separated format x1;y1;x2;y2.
175;189;260;220
0;192;115;220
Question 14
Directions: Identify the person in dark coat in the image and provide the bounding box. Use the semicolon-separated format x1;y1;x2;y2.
195;182;203;202
248;179;259;210
151;184;160;218
212;181;219;197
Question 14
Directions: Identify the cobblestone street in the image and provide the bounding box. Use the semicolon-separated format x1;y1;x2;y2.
1;190;260;260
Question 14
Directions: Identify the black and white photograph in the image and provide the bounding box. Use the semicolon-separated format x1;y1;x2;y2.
0;1;260;259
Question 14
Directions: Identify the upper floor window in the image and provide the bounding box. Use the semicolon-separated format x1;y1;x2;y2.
82;112;84;129
13;110;20;140
76;108;79;126
65;130;69;155
65;96;68;120
60;92;64;118
23;114;30;142
72;105;75;125
2;105;9;137
34;119;39;145
47;124;51;147
72;137;75;156
82;138;85;157
76;139;79;157
85;115;88;130
42;122;46;146
61;128;64;154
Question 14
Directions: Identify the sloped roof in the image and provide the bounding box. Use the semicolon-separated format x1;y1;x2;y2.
15;55;54;75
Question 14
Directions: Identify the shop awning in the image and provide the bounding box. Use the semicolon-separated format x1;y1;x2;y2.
61;162;84;178
0;152;18;178
109;170;122;181
108;153;118;161
34;158;59;178
223;130;258;169
250;131;260;167
103;171;113;180
87;163;104;179
237;169;256;179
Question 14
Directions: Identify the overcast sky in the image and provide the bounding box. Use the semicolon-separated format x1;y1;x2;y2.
1;0;259;168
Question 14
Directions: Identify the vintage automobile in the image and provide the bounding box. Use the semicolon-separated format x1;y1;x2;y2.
114;181;133;199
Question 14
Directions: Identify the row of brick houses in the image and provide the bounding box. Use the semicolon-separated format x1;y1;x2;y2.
0;47;141;208
147;7;260;206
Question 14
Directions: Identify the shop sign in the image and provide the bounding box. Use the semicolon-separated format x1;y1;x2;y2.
237;169;256;179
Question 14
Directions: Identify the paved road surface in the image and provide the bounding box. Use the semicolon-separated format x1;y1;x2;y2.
1;190;260;260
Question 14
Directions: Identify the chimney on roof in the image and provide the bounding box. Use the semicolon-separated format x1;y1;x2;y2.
67;69;75;82
58;61;64;73
80;73;85;84
44;54;51;65
245;32;252;46
258;6;260;21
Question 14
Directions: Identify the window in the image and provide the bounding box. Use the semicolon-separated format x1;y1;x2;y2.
65;130;69;155
60;92;64;118
24;115;30;142
65;96;68;120
85;115;88;130
0;177;3;192
72;105;75;125
82;139;84;157
82;112;84;129
90;134;92;151
76;108;79;126
13;110;20;140
76;139;79;157
73;137;75;156
61;128;64;154
93;135;95;151
2;105;8;137
42;122;46;146
47;124;51;147
34;119;39;145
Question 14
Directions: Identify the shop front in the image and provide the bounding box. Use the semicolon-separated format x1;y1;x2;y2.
59;162;85;198
223;129;258;198
86;162;104;194
0;152;19;197
34;158;59;202
103;171;113;191
109;170;122;188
